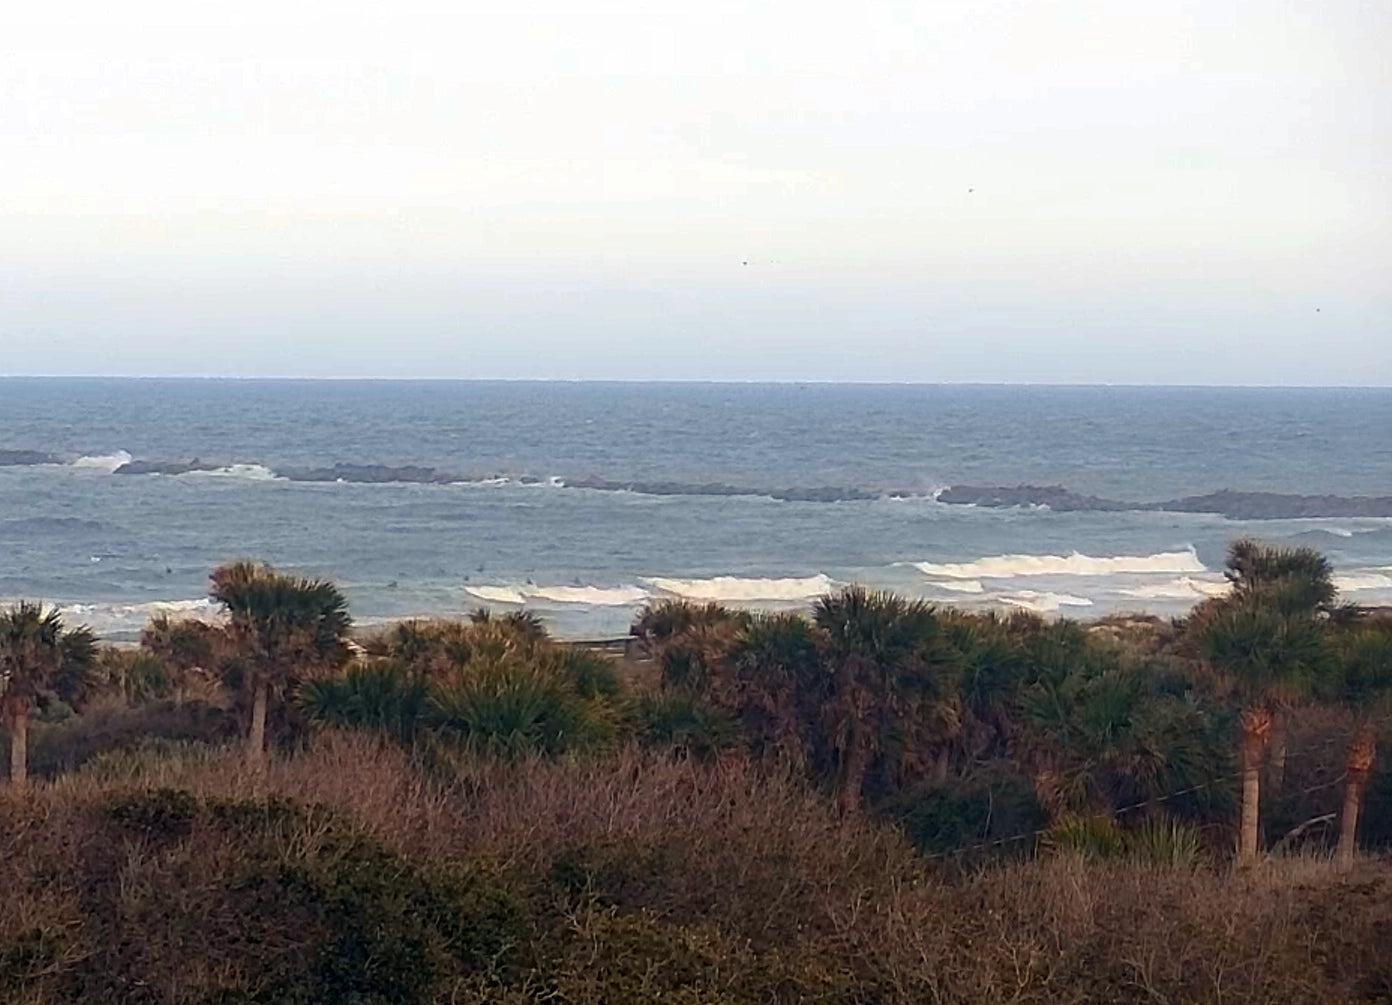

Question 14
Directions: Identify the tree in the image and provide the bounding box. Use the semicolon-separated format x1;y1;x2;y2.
725;612;825;762
1223;538;1337;614
1189;539;1336;863
210;562;352;766
140;614;221;704
1330;623;1392;865
0;602;97;786
812;586;959;813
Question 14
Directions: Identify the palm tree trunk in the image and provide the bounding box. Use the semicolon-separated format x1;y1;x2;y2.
838;722;868;814
1337;727;1375;867
1266;716;1287;794
8;704;28;787
247;679;268;767
1237;706;1271;864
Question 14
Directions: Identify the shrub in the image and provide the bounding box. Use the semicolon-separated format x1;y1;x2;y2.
3;738;1391;1004
299;662;428;744
0;699;239;781
1127;815;1205;867
879;761;1047;859
629;692;737;759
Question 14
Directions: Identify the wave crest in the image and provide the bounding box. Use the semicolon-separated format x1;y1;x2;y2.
465;583;650;606
993;590;1095;613
913;548;1206;580
642;574;836;603
1334;573;1392;594
1120;576;1232;600
72;450;133;474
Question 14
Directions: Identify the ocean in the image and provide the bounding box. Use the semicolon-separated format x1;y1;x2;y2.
2;378;1390;640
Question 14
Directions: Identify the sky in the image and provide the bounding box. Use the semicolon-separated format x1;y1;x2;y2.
1;0;1389;383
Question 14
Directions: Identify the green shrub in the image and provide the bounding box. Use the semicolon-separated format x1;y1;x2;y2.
879;761;1046;858
630;692;737;759
1042;813;1126;860
1127;815;1205;867
0;700;238;780
430;660;611;756
299;662;429;744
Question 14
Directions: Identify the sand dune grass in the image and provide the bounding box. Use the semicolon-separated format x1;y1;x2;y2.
1;733;1389;1003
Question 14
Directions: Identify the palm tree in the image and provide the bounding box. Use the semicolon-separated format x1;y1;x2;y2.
140;614;221;704
1189;539;1335;863
210;562;352;766
726;612;825;761
812;586;957;813
0;602;97;786
631;599;749;698
1331;624;1392;865
1223;539;1338;614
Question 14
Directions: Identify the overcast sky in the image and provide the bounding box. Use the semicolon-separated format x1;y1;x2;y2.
2;0;1388;383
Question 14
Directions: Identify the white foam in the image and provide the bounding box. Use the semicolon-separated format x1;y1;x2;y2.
465;583;650;606
642;574;836;603
47;598;223;635
992;590;1095;613
523;585;650;606
182;464;279;481
464;586;528;605
1120;576;1232;601
924;579;986;594
1334;573;1392;594
71;450;132;474
912;548;1206;580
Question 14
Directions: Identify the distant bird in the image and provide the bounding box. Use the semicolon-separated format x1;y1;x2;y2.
968;188;974;193
1316;308;1321;312
742;260;748;266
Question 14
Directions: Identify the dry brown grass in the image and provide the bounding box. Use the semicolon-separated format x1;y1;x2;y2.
2;734;1390;1003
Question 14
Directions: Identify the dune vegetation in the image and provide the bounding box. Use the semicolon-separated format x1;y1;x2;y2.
2;541;1391;1003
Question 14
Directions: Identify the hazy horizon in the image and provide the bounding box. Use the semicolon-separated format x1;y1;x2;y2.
6;375;1392;391
4;0;1389;385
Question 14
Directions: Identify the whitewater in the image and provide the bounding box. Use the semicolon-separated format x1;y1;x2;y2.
2;379;1390;639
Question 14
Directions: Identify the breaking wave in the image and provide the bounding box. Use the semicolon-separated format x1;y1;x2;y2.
1333;572;1392;594
992;590;1095;613
463;586;528;605
72;450;133;474
642;574;836;603
44;598;223;637
1119;576;1232;601
465;583;650;606
912;548;1206;580
922;579;986;594
180;464;280;481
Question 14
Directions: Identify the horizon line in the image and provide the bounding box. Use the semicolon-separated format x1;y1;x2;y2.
2;374;1391;390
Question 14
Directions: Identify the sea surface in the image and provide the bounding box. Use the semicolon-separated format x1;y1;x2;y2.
1;378;1390;640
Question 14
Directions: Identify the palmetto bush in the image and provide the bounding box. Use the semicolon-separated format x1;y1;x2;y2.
1127;815;1205;868
430;656;614;757
304;617;622;757
300;662;429;745
629;691;738;759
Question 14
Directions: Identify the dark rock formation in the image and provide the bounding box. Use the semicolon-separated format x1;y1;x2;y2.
113;458;221;476
935;484;1392;520
0;449;61;466
1158;490;1392;520
934;484;1139;512
273;464;460;484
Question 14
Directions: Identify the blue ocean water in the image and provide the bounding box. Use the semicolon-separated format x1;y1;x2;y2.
1;378;1389;639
